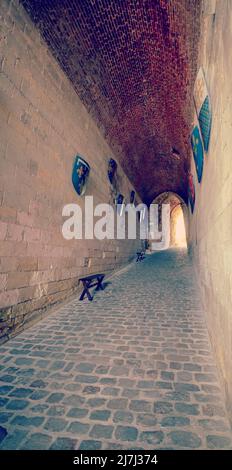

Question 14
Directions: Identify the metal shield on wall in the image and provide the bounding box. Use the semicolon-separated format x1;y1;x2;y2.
191;111;204;183
108;158;117;188
72;155;90;196
188;173;195;214
193;67;212;152
130;190;135;204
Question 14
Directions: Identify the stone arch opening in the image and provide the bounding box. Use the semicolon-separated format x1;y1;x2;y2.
149;191;188;250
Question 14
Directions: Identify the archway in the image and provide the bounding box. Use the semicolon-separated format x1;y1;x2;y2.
148;192;188;251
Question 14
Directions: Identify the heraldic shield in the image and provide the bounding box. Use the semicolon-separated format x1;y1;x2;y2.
72;155;90;196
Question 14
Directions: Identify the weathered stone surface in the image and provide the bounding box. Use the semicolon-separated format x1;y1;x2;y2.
0;412;13;424
44;418;68;432
161;416;190;427
168;431;201;449
75;363;95;373
188;0;232;428
102;387;120;397
79;440;102;450
67;421;89;434
22;433;53;450
83;386;100;395
90;410;111;422
113;411;134;424
0;0;140;341
154;401;173;414
129;400;151;412
140;431;164;445
11;416;44;427
50;437;77;450
67;408;88;419
6;399;29;410
115;426;138;442
0;249;232;450
87;398;106;408
30;390;49;400
206;435;232;450
30;380;47;389
90;424;113;439
198;419;230;432
136;414;157;427
46;393;64;404
108;399;128;410
47;406;66;417
9;388;33;398
175;403;199;415
0;430;27;450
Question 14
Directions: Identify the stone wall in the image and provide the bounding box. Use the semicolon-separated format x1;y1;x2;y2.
188;0;232;422
0;0;141;343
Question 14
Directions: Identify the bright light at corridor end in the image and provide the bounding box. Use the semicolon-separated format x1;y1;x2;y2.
171;205;187;248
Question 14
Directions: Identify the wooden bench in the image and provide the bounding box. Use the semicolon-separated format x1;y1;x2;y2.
78;273;105;301
136;251;145;262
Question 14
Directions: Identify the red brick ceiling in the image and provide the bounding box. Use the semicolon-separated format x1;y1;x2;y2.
20;0;202;204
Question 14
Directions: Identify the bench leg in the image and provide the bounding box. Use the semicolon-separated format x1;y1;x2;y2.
96;276;104;291
79;281;93;301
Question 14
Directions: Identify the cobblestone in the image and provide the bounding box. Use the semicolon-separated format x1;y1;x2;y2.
22;433;53;450
115;425;138;442
140;431;164;445
50;437;77;450
44;418;68;432
168;430;201;448
154;401;173;414
90;424;113;439
79;440;102;450
0;430;28;450
113;410;134;424
90;410;111;421
0;249;232;449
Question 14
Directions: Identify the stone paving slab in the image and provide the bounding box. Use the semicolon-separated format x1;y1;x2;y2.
0;249;232;450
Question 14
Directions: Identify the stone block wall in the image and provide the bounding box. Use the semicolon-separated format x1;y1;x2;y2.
0;0;141;342
188;0;232;423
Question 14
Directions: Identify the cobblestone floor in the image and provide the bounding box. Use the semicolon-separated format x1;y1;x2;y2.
0;249;232;450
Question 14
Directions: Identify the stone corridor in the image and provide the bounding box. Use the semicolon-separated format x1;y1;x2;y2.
0;249;231;450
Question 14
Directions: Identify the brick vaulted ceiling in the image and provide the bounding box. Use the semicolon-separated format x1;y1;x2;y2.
20;0;202;204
